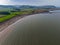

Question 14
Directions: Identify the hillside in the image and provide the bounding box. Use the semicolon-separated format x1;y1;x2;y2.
0;5;56;10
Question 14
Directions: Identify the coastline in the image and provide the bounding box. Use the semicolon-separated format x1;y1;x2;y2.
0;13;41;32
0;11;49;32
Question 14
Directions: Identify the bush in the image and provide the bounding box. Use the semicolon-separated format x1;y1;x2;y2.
0;12;10;15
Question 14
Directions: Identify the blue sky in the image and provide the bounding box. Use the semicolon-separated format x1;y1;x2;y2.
0;0;60;6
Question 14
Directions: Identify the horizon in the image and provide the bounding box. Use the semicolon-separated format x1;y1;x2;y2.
0;4;60;7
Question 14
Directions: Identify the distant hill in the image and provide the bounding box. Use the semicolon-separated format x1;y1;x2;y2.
38;5;56;9
16;5;56;9
0;5;56;11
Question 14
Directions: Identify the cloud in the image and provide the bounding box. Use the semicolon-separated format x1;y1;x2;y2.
0;0;60;6
9;0;43;5
0;0;10;5
8;0;60;6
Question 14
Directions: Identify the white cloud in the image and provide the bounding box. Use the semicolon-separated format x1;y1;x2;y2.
0;0;9;5
0;0;60;6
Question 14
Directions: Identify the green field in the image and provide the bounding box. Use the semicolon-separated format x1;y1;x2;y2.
0;8;49;22
0;9;34;22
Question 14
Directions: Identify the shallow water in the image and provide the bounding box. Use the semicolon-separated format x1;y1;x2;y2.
1;10;60;45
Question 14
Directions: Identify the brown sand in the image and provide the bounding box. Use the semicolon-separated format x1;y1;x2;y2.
0;14;32;32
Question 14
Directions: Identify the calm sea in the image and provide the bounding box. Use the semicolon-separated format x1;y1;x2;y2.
1;10;60;45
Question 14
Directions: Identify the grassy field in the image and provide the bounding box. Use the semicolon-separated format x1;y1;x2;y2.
0;9;33;22
0;8;49;22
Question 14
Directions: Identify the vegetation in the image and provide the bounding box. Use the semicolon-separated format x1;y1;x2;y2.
0;5;51;22
0;9;34;22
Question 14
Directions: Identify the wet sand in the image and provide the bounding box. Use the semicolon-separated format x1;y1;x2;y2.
0;14;33;32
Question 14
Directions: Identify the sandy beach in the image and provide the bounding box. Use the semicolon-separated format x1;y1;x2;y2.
0;14;33;32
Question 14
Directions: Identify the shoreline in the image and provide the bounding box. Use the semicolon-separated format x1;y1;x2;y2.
0;13;41;32
0;11;50;32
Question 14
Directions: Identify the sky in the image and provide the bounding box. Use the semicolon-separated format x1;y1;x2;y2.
0;0;60;6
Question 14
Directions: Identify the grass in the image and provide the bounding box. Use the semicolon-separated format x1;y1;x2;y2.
0;10;33;22
0;8;48;22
